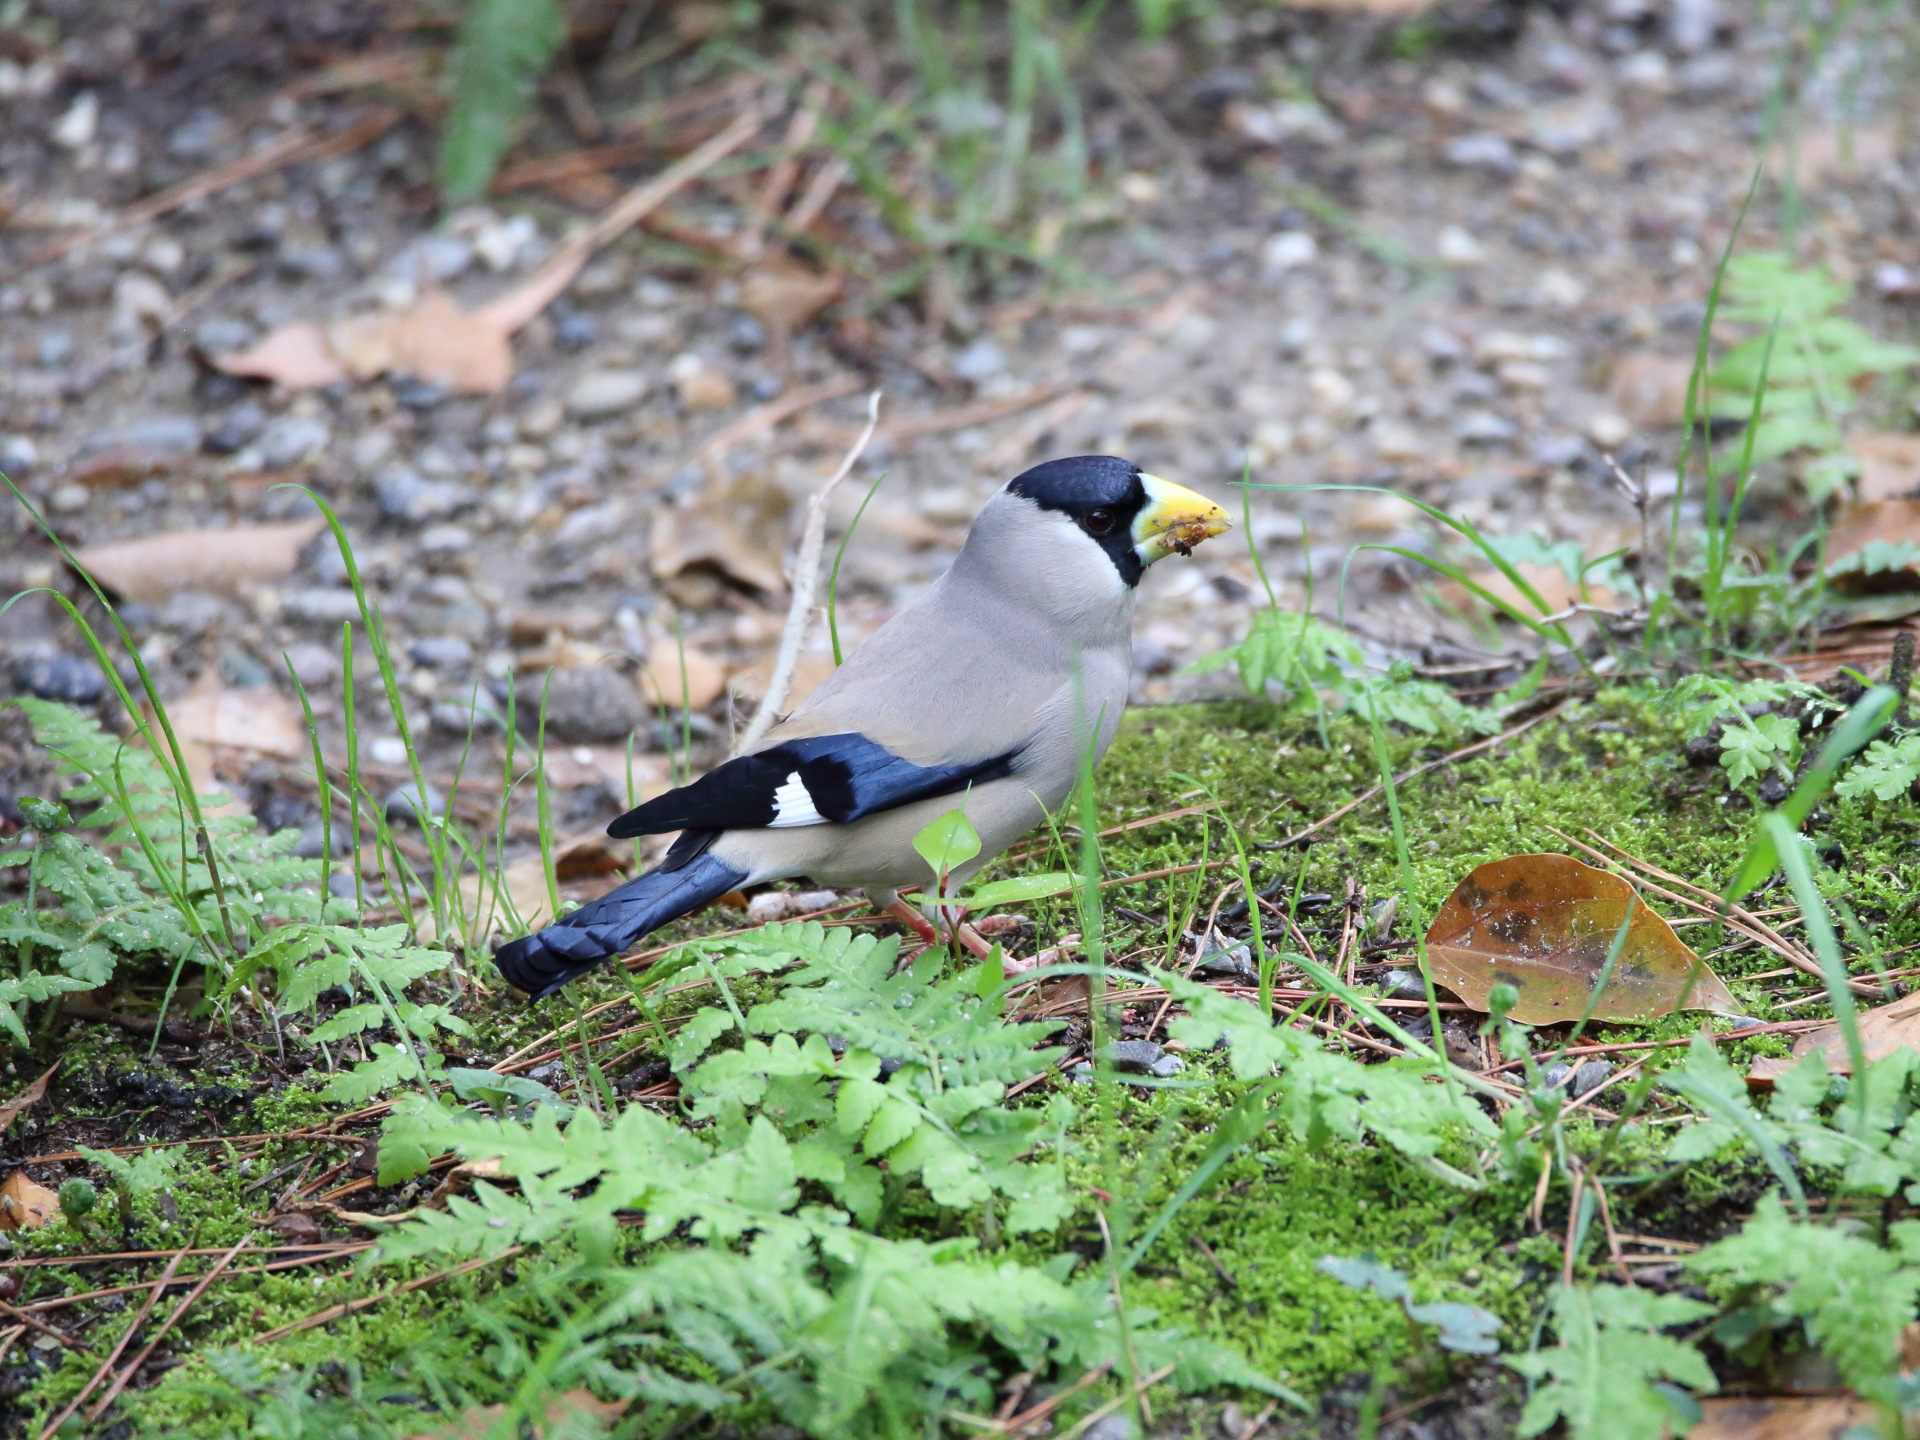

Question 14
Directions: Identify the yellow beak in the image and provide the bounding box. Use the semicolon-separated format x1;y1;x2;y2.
1133;474;1232;564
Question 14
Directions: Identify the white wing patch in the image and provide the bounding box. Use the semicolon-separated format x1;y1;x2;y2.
768;770;826;827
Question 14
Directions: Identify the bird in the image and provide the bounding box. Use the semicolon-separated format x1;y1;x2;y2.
494;454;1230;999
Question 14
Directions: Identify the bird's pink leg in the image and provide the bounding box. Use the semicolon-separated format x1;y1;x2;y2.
877;899;996;960
879;898;940;945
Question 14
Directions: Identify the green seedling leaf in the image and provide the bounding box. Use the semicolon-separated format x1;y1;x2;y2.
447;1067;572;1118
1317;1253;1412;1303
961;873;1076;908
913;808;981;887
1425;854;1734;1024
1319;1255;1502;1354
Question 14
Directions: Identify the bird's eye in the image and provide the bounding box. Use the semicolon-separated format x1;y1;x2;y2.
1083;509;1115;535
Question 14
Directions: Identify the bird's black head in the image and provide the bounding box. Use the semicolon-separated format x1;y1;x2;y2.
1007;455;1151;586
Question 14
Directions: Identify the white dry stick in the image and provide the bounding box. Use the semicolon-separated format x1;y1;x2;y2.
733;390;883;754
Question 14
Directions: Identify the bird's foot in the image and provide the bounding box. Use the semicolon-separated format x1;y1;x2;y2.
877;899;996;960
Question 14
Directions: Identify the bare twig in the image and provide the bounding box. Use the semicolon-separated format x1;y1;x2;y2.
38;1250;186;1440
252;1246;523;1343
475;104;769;338
0;1298;79;1349
86;1233;255;1420
735;390;883;753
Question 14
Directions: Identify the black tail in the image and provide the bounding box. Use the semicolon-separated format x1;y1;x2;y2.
492;849;747;999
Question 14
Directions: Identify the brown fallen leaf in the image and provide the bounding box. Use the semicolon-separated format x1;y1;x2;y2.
215;110;763;395
70;448;185;488
728;645;836;713
413;1389;625;1440
1824;498;1920;588
0;1170;61;1231
638;629;729;712
164;673;308;804
440;830;636;944
1690;1394;1880;1440
1749;988;1920;1084
73;518;324;603
649;469;794;596
265;1211;326;1243
739;258;843;335
1773;125;1900;187
0;1065;55;1138
1425;853;1735;1024
1606;352;1696;431
1853;432;1920;503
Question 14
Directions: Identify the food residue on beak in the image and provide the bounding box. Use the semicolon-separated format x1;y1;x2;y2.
1135;474;1232;563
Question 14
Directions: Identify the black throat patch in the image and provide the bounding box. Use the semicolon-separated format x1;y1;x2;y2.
1006;454;1149;587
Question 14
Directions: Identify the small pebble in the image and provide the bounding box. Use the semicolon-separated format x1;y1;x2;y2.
374;467;472;522
1193;941;1257;983
1081;1415;1137;1440
277;245;344;283
1570;1059;1614;1098
14;651;106;704
566;368;650;419
203;403;267;455
0;434;39;474
193;316;256;354
951;339;1005;384
409;636;474;670
553;310;599;351
1101;1039;1169;1075
1381;969;1429;1002
430;696;502;735
280;589;364;625
391;378;452;410
293;817;353;859
257;416;331;470
383;781;444;825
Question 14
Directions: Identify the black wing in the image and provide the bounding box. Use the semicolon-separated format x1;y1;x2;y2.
606;732;1021;840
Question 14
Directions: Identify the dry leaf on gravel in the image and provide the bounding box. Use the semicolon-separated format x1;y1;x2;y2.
1774;125;1899;186
728;645;835;712
1425;853;1734;1024
1824;499;1920;587
413;1389;625;1440
73;518;324;603
638;630;728;712
739;259;842;335
649;469;793;595
1691;1394;1880;1440
0;1171;61;1231
214;110;763;395
1853;432;1920;502
1749;989;1920;1083
165;674;307;801
1606;352;1695;430
445;832;634;944
216;287;538;394
0;1065;55;1138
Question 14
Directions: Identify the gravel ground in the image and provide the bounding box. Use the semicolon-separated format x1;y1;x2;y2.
0;0;1916;857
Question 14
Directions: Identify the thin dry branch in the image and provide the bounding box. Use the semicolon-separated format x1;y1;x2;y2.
37;1250;186;1440
735;390;883;753
253;1246;524;1343
86;1233;255;1421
